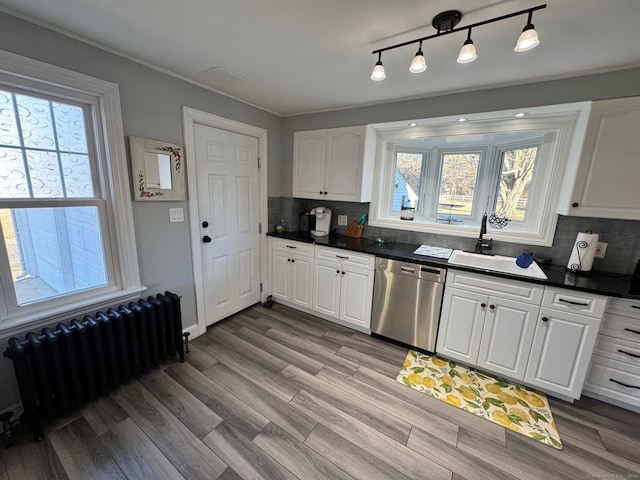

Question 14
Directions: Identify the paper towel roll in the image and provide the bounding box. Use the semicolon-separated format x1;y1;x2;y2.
566;232;599;272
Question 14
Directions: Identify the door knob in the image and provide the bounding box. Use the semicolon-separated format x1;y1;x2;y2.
202;235;212;243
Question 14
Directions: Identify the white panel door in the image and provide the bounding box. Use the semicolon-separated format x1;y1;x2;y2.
525;308;601;398
291;255;314;309
339;266;373;328
325;126;365;201
194;124;260;325
313;260;341;318
477;298;539;380
436;287;487;365
292;130;326;198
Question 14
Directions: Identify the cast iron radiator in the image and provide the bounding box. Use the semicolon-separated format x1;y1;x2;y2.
3;291;185;441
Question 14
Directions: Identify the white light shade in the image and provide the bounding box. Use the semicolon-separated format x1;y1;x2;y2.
515;25;540;52
409;52;426;73
371;62;386;81
457;41;477;63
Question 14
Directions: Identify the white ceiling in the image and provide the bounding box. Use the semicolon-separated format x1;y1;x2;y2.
2;0;640;116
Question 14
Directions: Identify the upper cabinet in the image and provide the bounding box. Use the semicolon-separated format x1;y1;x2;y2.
560;97;640;220
293;126;373;202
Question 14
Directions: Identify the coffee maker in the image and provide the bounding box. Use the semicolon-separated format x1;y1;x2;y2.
310;207;332;236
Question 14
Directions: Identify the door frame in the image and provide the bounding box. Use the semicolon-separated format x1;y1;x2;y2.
183;106;268;339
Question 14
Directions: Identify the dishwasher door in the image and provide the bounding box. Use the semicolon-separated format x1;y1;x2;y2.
371;257;446;352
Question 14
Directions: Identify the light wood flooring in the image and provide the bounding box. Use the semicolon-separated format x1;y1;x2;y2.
1;303;639;480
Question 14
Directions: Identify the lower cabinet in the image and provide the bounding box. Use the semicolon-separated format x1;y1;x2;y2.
268;239;374;332
524;307;601;398
269;238;314;309
436;271;606;399
313;247;374;331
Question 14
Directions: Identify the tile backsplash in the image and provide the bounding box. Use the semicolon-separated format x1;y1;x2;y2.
268;197;640;275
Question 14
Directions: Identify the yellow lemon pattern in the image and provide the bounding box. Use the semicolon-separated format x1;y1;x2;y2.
397;350;562;450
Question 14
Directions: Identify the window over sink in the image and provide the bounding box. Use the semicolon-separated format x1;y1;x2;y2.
367;102;591;246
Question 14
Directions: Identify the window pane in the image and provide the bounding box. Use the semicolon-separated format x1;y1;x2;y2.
437;153;480;216
495;147;537;222
394;152;423;211
0;90;94;199
1;207;107;305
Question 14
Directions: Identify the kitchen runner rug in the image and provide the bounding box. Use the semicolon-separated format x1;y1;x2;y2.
397;350;562;449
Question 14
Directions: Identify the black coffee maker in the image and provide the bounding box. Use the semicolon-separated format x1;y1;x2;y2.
300;211;315;233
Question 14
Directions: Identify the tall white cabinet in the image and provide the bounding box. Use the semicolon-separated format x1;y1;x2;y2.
293;126;373;202
560;96;640;220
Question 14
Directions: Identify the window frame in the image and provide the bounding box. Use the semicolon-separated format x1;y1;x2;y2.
0;49;144;337
367;104;591;246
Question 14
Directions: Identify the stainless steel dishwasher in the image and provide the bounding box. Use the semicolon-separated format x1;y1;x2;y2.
371;257;446;352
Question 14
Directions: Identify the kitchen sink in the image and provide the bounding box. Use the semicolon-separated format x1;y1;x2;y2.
448;250;548;280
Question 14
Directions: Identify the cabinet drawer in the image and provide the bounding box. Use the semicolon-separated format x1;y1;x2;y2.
607;297;640;318
594;335;640;367
445;270;543;304
315;245;374;269
600;312;640;343
541;287;607;318
584;356;640;407
271;238;314;256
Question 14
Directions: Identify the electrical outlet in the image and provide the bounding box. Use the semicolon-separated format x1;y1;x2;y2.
337;215;348;226
594;242;607;259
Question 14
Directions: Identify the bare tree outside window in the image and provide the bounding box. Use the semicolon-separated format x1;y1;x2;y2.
437;153;480;215
495;147;537;221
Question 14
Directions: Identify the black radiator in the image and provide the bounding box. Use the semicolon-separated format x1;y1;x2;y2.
3;292;185;441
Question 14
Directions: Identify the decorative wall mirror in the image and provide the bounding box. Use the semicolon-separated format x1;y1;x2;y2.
129;136;185;201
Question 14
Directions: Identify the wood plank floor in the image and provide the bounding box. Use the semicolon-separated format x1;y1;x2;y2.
1;303;639;480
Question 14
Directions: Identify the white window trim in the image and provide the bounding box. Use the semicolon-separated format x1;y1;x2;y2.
367;103;592;246
0;49;144;338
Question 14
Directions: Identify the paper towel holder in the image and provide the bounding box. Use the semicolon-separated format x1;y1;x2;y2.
565;229;597;276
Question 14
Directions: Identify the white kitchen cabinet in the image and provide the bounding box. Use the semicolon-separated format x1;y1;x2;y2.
476;297;539;380
524;307;601;398
583;297;640;412
437;271;606;400
436;273;540;379
293;126;372;202
269;238;314;309
560;96;640;220
436;287;486;365
313;246;374;331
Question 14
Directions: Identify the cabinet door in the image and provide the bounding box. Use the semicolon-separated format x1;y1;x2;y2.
271;250;291;302
477;298;539;380
291;255;314;309
565;97;640;220
525;308;601;398
325;126;365;202
313;260;341;318
436;287;487;365
293;130;326;199
339;266;374;329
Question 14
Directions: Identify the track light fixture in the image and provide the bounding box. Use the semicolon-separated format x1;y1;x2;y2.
371;4;546;80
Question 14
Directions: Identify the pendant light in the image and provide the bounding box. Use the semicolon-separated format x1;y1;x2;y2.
409;41;427;73
515;11;540;52
456;28;477;63
371;52;386;81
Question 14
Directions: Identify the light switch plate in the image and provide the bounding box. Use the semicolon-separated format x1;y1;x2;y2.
169;207;184;223
338;215;348;226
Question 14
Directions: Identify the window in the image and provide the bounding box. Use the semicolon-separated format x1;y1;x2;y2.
368;104;590;246
0;50;143;332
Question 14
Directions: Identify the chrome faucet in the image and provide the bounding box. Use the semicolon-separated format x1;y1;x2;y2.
474;213;493;254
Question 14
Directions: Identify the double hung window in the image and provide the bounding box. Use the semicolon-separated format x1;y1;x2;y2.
0;50;142;332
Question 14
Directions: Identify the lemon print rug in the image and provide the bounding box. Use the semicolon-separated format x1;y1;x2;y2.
397;350;562;449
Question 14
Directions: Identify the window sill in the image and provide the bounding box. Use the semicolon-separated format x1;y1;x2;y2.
369;216;556;246
0;286;147;340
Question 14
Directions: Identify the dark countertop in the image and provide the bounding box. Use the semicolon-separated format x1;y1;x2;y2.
268;231;640;300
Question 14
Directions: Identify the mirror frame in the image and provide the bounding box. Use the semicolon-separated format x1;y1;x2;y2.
129;136;185;201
